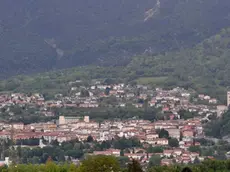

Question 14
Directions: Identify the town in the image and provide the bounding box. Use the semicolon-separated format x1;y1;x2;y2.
0;80;229;166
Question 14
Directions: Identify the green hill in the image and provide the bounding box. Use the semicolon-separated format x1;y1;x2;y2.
1;28;230;103
126;28;230;102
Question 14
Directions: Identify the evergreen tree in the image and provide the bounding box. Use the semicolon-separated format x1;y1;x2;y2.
128;159;143;172
86;135;94;142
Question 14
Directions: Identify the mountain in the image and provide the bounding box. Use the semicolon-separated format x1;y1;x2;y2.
1;27;230;103
0;0;230;78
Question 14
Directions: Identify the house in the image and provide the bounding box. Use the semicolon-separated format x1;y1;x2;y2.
163;150;174;157
217;105;228;117
0;157;10;167
209;98;217;104
59;116;80;125
198;94;205;99
161;159;173;166
134;104;143;108
166;128;180;140
204;96;211;100
149;100;156;107
12;123;24;130
79;103;99;108
190;152;200;161
181;93;190;97
139;94;148;100
169;114;175;120
154;121;178;130
142;124;154;130
91;86;96;90
124;153;145;160
182;130;194;138
0;131;11;139
126;93;135;98
184;141;194;149
182;156;191;164
152;138;168;146
162;107;170;112
146;133;159;140
93;151;113;156
173;148;183;156
57;135;76;143
119;103;126;107
93;148;120;157
108;149;121;157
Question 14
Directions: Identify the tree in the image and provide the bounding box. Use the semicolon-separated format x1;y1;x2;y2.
40;153;49;163
80;89;90;97
120;149;124;156
178;110;197;120
188;146;201;154
51;139;59;146
128;159;143;172
195;138;214;146
113;137;141;150
194;157;200;164
100;141;111;150
104;78;115;85
147;146;163;153
78;155;120;172
118;156;130;168
105;87;110;95
66;150;83;159
158;129;169;139
168;138;179;147
181;167;193;172
86;135;94;142
148;155;161;167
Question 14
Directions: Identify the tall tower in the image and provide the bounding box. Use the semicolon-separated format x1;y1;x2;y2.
227;91;230;107
59;116;66;125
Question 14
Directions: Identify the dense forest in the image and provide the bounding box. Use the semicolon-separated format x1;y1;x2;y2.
205;110;230;139
0;0;230;77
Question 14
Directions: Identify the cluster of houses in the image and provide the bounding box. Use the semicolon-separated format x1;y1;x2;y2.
0;81;228;165
92;148;210;166
89;117;206;165
0;115;211;165
197;94;218;104
0;93;45;107
0;82;227;121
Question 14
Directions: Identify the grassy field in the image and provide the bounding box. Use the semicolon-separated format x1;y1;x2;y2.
135;77;168;85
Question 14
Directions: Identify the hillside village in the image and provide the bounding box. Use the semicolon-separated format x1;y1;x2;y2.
0;80;228;166
0;81;226;118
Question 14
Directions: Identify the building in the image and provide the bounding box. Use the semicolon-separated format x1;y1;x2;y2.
161;159;173;166
227;91;230;107
12;123;24;130
59;116;80;125
166;128;180;140
0;157;10;166
182;130;194;138
217;105;228;117
93;149;120;157
84;116;90;123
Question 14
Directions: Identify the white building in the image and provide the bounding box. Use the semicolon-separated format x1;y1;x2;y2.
227;91;230;107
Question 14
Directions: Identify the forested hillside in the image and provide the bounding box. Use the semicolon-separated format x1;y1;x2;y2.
1;27;230;102
0;0;230;77
205;110;230;138
126;27;230;101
